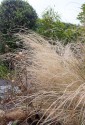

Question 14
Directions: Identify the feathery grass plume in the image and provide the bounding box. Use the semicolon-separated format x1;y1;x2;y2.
1;31;85;125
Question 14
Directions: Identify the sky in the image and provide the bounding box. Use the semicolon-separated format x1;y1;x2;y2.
28;0;85;24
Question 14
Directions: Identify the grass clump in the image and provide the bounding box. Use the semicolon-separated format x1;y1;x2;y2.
0;63;10;79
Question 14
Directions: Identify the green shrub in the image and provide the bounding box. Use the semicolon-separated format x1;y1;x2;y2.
0;63;9;78
77;3;85;26
0;0;38;33
0;32;22;53
36;8;82;45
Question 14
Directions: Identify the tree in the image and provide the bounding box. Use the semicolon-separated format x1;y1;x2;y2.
77;4;85;26
37;8;61;40
42;7;60;22
77;4;85;43
37;8;79;44
0;0;38;33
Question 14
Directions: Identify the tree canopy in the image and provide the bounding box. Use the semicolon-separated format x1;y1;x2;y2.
37;8;79;44
0;0;38;33
77;3;85;26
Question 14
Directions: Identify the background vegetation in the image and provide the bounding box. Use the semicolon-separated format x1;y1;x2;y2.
0;0;38;33
36;7;85;45
0;0;38;54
